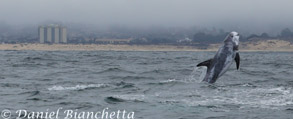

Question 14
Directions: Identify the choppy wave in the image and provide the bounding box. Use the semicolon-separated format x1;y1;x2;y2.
105;94;146;103
173;86;293;109
48;84;108;91
1;51;293;119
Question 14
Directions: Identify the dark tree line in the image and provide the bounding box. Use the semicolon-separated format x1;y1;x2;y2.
245;28;293;42
192;32;228;44
70;27;293;45
132;28;293;45
280;28;293;39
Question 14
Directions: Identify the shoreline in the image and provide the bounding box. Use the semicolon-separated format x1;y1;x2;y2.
0;43;293;52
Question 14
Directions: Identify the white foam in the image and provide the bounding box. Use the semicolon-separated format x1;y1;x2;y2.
48;84;108;91
160;79;178;83
111;94;145;101
183;67;206;83
182;86;293;109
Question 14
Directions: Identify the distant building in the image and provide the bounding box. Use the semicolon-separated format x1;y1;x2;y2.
38;26;45;43
46;26;52;43
59;27;67;43
38;25;67;43
177;37;192;43
53;25;59;43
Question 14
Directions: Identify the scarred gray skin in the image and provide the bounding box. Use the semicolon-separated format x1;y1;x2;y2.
201;31;240;83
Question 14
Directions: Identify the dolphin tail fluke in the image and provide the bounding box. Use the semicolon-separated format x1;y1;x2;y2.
197;59;213;69
235;53;240;70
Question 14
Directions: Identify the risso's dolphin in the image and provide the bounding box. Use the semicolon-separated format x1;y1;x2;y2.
197;31;240;83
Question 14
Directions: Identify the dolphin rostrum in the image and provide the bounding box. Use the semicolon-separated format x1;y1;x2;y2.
197;31;240;83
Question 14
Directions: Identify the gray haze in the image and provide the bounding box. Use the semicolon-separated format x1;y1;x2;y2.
1;0;293;34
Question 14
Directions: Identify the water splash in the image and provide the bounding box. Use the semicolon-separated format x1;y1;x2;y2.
183;66;207;83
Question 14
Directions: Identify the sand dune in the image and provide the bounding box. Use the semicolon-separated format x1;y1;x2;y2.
0;40;292;52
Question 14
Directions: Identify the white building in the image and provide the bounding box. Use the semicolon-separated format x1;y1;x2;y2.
46;26;52;43
59;26;67;43
38;25;67;43
38;26;45;43
53;25;59;43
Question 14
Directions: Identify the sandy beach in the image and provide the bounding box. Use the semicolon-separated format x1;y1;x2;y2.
0;44;211;51
0;40;292;52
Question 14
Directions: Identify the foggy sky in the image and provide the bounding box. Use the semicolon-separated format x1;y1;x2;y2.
1;0;293;34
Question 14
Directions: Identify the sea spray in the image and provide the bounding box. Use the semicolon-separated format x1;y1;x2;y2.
184;66;207;83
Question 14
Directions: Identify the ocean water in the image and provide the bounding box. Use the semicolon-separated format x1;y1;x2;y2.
0;50;293;119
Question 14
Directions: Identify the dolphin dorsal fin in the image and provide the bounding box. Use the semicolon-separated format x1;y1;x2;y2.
235;52;240;70
197;59;213;69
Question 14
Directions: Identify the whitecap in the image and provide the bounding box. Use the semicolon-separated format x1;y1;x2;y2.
48;84;108;91
110;94;145;102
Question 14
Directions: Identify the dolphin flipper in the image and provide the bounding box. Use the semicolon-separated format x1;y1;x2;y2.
197;59;213;69
235;53;240;70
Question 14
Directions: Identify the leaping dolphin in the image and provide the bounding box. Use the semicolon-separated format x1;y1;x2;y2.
197;31;240;83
